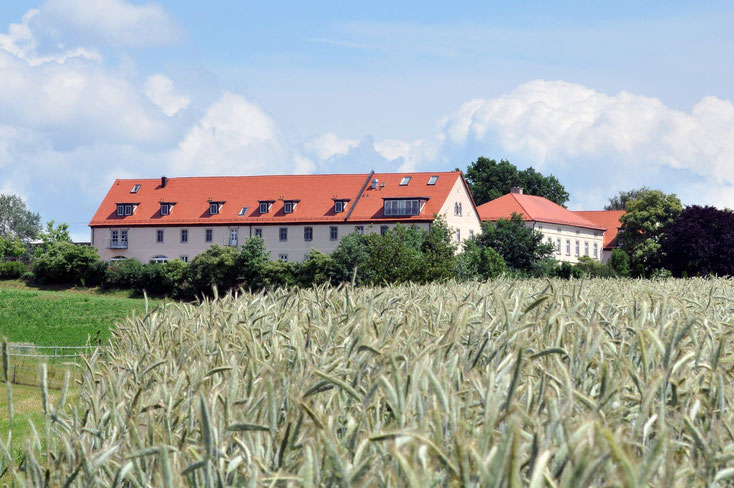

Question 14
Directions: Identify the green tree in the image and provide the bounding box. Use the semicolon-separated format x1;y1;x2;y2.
329;232;371;284
186;245;240;296
363;224;424;285
474;213;554;271
419;216;457;282
236;236;270;290
456;240;507;280
0;236;25;260
619;189;682;277
605;187;651;211
462;157;569;206
0;194;41;241
609;249;631;277
33;241;104;286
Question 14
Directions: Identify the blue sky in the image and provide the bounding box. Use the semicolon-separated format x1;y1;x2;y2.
1;0;733;240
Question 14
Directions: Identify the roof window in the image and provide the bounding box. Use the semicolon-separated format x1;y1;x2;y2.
238;206;249;216
130;184;141;193
427;175;438;185
400;176;411;186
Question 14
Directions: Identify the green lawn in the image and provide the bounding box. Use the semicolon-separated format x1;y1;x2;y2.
0;282;158;346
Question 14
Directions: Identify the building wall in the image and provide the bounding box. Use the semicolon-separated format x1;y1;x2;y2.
93;222;433;263
530;222;605;264
436;177;483;246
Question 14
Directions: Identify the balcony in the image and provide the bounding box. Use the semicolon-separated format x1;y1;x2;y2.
107;239;128;249
224;237;238;247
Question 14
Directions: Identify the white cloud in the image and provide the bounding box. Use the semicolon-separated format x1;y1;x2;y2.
40;0;181;48
144;74;190;116
304;132;359;161
171;92;289;175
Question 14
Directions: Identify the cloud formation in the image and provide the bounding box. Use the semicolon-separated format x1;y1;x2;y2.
144;74;190;116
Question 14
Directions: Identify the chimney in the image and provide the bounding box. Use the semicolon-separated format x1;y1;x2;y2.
161;176;168;188
510;187;523;194
371;178;379;189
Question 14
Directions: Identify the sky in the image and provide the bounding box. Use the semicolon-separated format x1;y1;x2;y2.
1;0;733;240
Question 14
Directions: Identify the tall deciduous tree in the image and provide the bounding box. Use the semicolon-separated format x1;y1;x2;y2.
461;157;569;206
473;213;554;271
0;194;41;241
618;189;682;276
604;187;651;210
661;205;734;277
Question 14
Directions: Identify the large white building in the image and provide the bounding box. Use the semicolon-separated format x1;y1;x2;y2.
476;188;606;263
89;171;482;263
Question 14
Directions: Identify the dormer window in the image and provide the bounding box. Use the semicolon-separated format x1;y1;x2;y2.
160;203;173;216
427;175;438;185
334;200;347;213
130;184;141;193
383;198;425;216
283;201;297;214
259;201;274;214
209;202;222;215
400;176;411;186
116;204;135;216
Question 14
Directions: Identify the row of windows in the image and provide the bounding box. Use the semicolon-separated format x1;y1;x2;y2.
549;237;599;259
113;225;398;245
120;200;350;218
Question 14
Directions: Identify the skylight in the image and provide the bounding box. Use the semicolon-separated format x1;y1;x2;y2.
131;184;141;193
239;206;249;216
400;176;411;186
427;175;438;185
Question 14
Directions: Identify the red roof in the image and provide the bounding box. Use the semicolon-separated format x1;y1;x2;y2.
89;172;464;227
477;193;606;231
574;210;625;249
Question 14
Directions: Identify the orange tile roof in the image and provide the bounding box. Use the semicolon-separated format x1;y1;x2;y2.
477;193;606;231
574;210;625;249
89;172;464;227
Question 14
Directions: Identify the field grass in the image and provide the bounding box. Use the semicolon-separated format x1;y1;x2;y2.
0;282;157;346
2;278;734;486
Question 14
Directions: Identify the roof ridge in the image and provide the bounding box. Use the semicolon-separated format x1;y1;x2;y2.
512;193;533;220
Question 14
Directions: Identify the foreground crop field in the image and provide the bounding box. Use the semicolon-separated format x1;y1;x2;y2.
2;279;734;486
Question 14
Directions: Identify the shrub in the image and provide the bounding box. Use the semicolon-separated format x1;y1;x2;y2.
33;242;104;286
574;256;616;278
295;249;333;287
456;240;507;280
140;260;188;297
0;260;26;279
609;249;631;277
186;245;240;296
104;258;144;289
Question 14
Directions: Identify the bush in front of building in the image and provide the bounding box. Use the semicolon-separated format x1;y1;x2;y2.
33;241;105;286
0;260;26;279
141;259;188;297
104;258;144;289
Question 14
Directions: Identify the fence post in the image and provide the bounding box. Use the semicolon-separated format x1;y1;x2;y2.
13;364;16;384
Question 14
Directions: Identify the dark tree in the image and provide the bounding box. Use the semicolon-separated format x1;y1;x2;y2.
605;187;650;211
474;213;554;271
0;194;41;241
461;157;569;206
661;205;734;277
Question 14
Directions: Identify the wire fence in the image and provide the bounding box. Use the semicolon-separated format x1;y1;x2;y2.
5;344;110;390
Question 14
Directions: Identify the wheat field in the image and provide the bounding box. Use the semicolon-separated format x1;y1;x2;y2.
2;278;734;486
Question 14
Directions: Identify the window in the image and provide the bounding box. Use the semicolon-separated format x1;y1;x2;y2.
456;229;461;243
334;201;346;213
156;229;164;243
205;229;213;242
330;226;338;241
575;240;580;257
454;202;462;216
384;199;421;216
469;230;474;239
150;256;168;264
238;206;248;216
279;227;288;242
400;176;411;186
547;237;553;246
355;226;364;234
120;230;128;244
283;201;295;214
230;228;238;246
584;242;589;256
181;229;188;243
180;256;188;263
304;227;313;241
209;203;220;215
427;175;438;185
111;230;119;241
131;184;140;193
380;225;389;236
160;203;171;216
593;243;598;259
117;204;134;216
255;228;262;238
278;254;288;262
556;238;561;255
566;239;570;255
259;202;271;214
117;204;124;216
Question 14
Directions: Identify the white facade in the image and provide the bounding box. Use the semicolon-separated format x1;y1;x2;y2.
531;223;605;264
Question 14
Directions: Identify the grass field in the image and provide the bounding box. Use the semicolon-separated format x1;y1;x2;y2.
2;278;734;486
0;281;157;346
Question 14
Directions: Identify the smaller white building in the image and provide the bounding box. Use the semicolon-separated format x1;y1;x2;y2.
476;188;606;263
